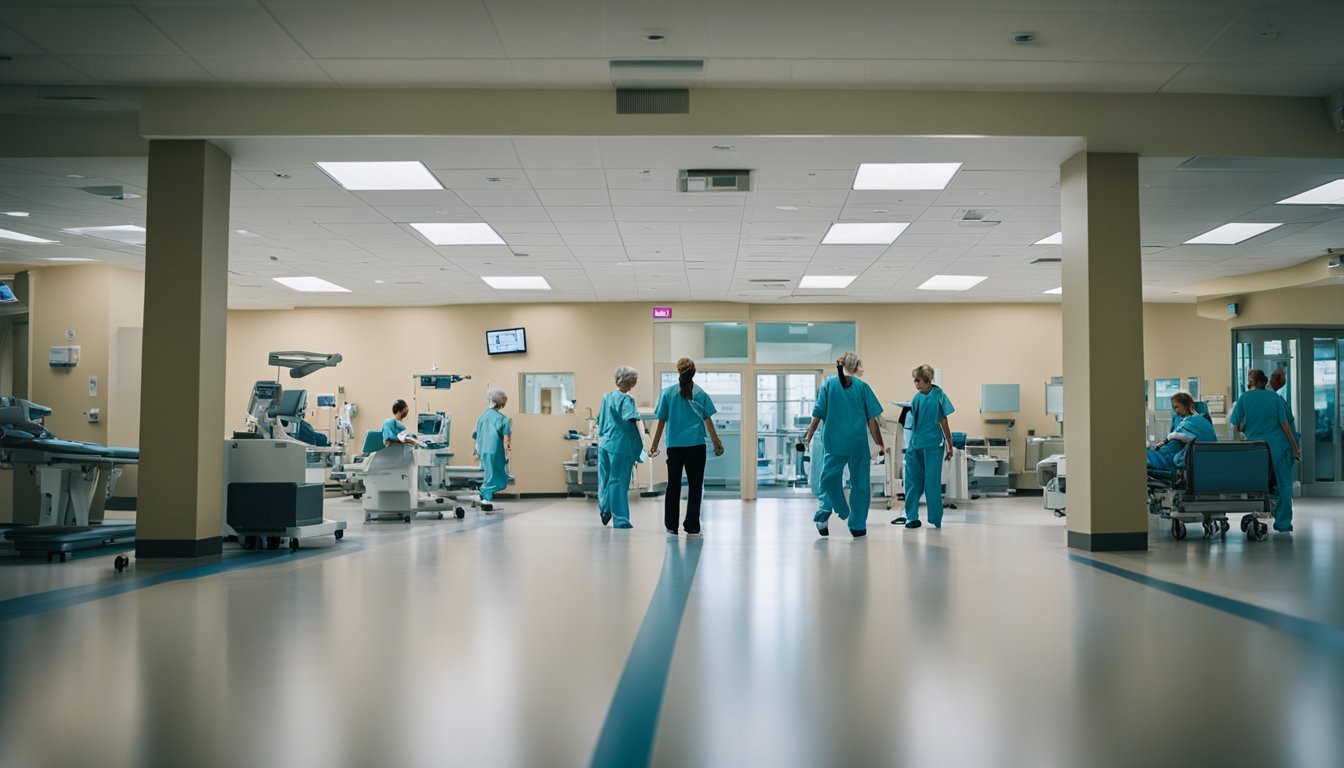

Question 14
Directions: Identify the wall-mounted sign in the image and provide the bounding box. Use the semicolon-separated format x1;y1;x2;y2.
652;307;672;319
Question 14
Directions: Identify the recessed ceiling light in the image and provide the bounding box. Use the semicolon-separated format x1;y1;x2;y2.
918;274;987;291
799;275;857;289
0;227;57;244
1044;286;1063;295
315;161;442;191
410;222;505;246
4;211;30;217
1012;32;1036;44
62;224;145;246
373;279;385;284
235;229;259;237
273;276;351;293
1276;179;1344;205
642;33;666;42
482;276;551;290
1183;223;1282;245
42;257;98;262
822;222;909;245
1033;231;1062;245
853;163;962;191
65;174;86;180
775;206;799;211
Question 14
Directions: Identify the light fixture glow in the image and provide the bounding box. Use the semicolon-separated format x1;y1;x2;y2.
62;224;145;246
4;211;30;217
1044;286;1063;295
1033;231;1062;245
0;228;57;244
917;274;987;291
410;222;506;246
482;276;551;290
853;162;962;190
1183;223;1282;245
315;161;443;191
1276;179;1344;206
273;276;351;293
821;222;909;245
42;257;98;262
799;275;857;289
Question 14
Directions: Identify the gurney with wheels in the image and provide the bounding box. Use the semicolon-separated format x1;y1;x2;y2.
1146;440;1274;542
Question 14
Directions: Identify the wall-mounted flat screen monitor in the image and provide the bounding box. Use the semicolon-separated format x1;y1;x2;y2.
0;283;15;303
487;327;527;356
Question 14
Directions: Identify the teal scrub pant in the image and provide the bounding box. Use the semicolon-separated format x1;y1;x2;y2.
904;447;945;526
820;452;870;532
479;451;511;501
598;449;637;526
1270;445;1295;530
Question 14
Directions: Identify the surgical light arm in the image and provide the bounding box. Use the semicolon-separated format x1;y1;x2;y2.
268;351;343;379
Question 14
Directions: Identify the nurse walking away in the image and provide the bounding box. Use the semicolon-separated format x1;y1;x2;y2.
597;366;644;530
473;388;513;513
1230;368;1301;532
648;358;725;536
901;365;955;530
802;353;885;538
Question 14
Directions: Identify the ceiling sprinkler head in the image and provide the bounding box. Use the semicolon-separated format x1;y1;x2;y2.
642;34;666;42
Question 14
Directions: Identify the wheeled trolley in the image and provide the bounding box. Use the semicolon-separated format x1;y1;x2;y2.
1147;441;1274;543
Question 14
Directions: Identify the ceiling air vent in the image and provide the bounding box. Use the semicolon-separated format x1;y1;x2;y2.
616;88;690;115
679;169;751;192
955;208;1000;228
1030;256;1062;264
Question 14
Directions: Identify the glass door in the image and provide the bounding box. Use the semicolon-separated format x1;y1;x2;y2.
1314;337;1341;483
754;371;822;498
660;370;742;496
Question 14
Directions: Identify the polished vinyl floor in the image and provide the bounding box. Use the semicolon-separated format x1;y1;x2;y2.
1;492;1341;768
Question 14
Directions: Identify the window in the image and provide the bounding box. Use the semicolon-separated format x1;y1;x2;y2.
519;373;576;415
754;322;857;365
653;322;749;364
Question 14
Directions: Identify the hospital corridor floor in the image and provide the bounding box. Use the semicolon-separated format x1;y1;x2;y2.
1;494;1341;768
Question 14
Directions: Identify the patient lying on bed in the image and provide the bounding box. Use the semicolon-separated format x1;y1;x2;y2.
1147;392;1216;472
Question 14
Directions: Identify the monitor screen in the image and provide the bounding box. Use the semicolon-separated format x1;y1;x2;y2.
486;327;527;355
316;394;336;408
0;283;15;303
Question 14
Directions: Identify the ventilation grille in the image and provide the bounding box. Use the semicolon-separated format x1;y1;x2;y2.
617;89;690;115
1030;257;1062;264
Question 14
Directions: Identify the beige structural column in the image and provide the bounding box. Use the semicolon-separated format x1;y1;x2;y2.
1061;152;1148;552
136;140;231;558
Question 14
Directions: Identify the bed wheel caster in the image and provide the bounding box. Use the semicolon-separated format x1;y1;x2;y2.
266;536;281;550
1240;515;1251;533
289;538;300;552
1052;509;1065;518
436;511;444;519
114;555;129;572
1201;522;1212;539
403;515;412;523
1172;520;1187;540
1249;521;1268;542
334;529;344;541
455;507;466;519
352;494;362;500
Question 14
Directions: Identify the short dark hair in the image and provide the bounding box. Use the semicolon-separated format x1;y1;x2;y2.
1248;369;1268;388
392;399;408;415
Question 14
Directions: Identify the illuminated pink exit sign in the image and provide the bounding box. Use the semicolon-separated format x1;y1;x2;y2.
652;307;672;319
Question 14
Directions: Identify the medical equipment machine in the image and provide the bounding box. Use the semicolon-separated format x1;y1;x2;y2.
223;437;347;551
1036;455;1066;517
1021;435;1065;491
1147;441;1274;542
0;396;138;563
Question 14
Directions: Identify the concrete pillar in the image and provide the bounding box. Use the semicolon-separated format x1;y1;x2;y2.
136;140;231;558
1061;152;1147;551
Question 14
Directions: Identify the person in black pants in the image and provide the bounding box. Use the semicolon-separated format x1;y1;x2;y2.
648;357;725;536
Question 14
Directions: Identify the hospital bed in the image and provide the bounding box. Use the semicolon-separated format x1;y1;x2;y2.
1147;441;1274;542
0;396;139;563
357;426;484;522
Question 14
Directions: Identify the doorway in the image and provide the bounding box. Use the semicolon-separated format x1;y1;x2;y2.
754;370;824;499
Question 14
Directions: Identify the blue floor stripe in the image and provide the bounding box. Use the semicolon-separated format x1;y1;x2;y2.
591;538;704;768
1069;553;1344;655
0;512;511;624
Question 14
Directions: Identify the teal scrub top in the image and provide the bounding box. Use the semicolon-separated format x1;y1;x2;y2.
1175;413;1217;444
1229;389;1290;449
654;384;718;448
381;417;407;444
473;408;512;455
812;375;883;456
598;390;643;457
907;386;955;451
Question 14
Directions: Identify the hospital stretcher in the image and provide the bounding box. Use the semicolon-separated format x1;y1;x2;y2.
1146;440;1274;542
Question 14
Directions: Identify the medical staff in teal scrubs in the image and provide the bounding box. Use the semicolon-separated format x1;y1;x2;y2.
1269;368;1300;446
807;419;831;524
903;364;954;529
1230;369;1301;532
648;357;724;536
1147;392;1216;472
473;388;513;512
803;353;884;538
597;365;644;529
381;399;422;448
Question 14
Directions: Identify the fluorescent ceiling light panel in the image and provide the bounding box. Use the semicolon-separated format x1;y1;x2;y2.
1183;222;1282;245
799;275;857;289
273;276;351;293
315;161;442;191
1033;231;1062;245
4;212;30;217
822;222;909;245
482;276;551;290
62;224;145;246
1044;287;1063;295
410;222;505;246
1276;179;1344;205
0;227;56;244
853;163;962;190
917;274;987;291
43;257;98;262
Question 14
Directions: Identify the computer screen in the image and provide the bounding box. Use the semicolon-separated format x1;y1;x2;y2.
0;283;15;303
316;394;336;408
486;327;527;355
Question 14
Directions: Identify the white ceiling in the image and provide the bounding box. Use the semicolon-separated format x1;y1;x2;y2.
2;136;1343;308
0;1;1341;96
